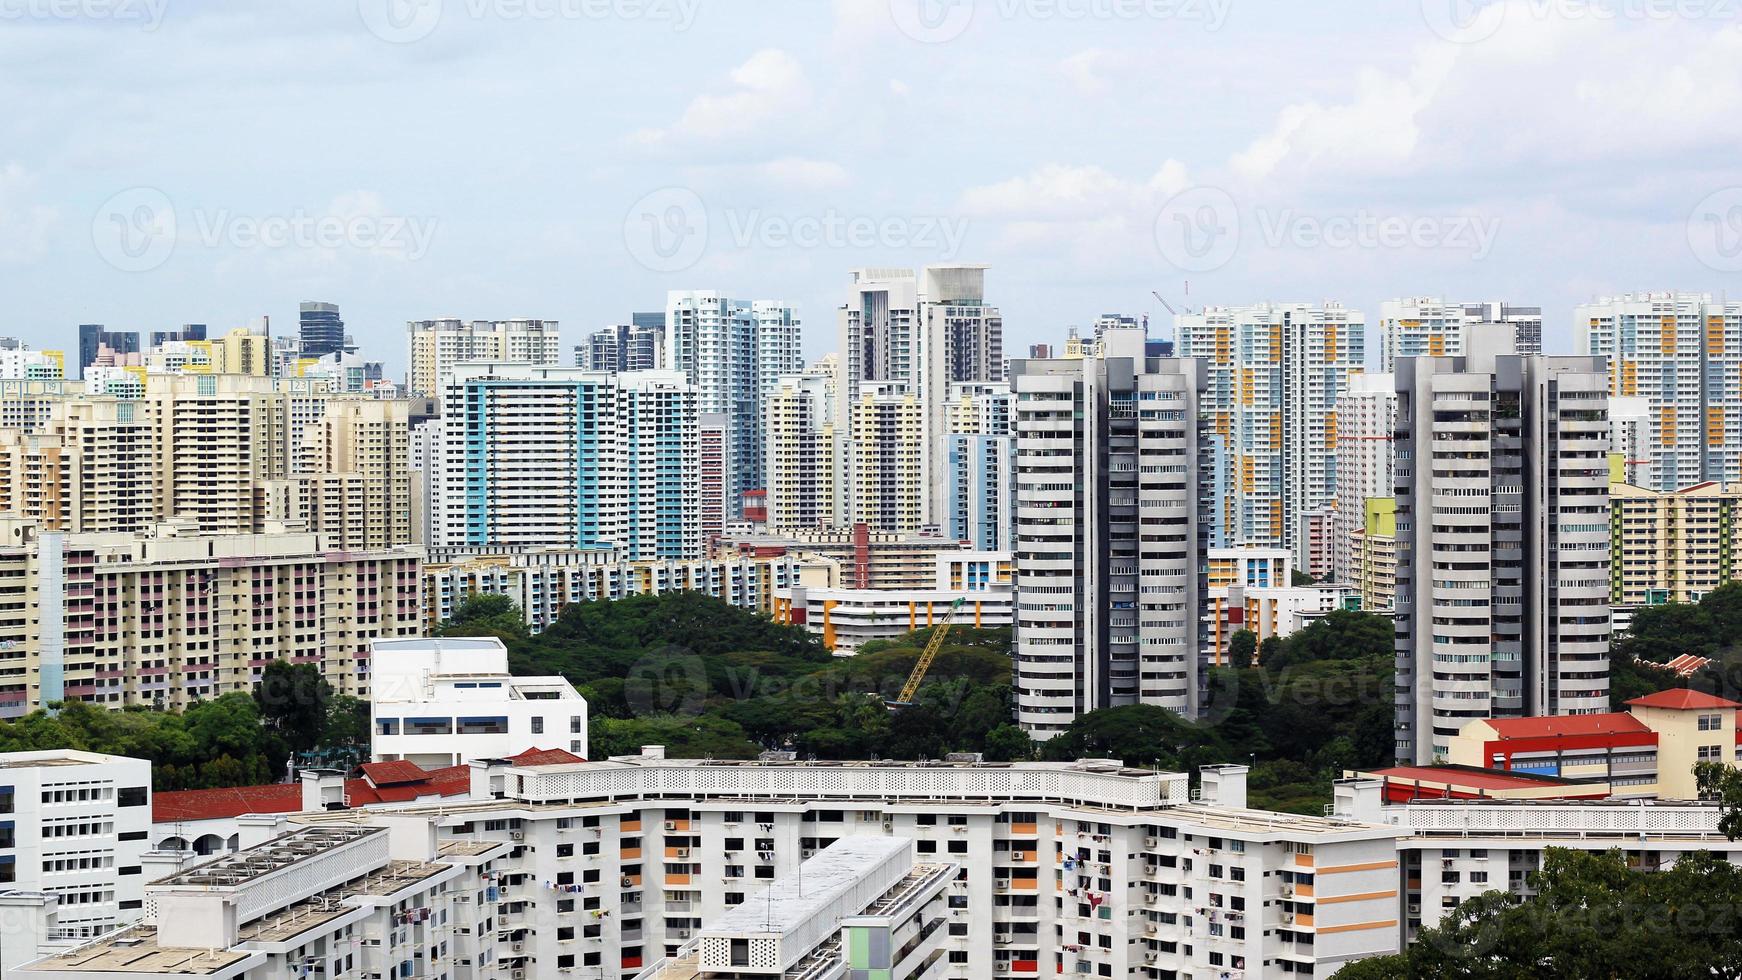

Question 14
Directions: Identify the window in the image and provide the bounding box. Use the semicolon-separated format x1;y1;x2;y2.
1699;714;1725;732
0;786;12;814
376;719;399;736
118;787;147;808
531;717;544;735
1698;745;1725;762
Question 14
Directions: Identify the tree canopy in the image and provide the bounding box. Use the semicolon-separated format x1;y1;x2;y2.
1332;849;1742;979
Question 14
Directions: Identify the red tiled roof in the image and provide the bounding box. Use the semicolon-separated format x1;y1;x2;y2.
505;747;586;767
360;760;428;787
1479;712;1652;740
1663;654;1713;678
1626;689;1742;711
1367;766;1575;791
153;763;473;823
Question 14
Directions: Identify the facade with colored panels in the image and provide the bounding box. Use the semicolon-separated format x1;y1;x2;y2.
720;527;976;591
1393;346;1613;764
1609;480;1742;607
1354;498;1398;612
664;292;801;513
434;365;701;559
1379;298;1542;372
1577;291;1742;491
422;545;808;634
1204;546;1363;668
0;519;420;716
775;551;1013;655
1009;332;1212;735
1177;302;1366;571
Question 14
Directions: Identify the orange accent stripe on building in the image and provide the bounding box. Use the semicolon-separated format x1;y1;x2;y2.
1317;920;1399;935
1317;890;1398;905
1317;860;1399;875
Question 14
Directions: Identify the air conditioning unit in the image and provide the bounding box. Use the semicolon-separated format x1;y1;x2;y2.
512;972;526;980
1143;894;1157;906
1143;953;1157;964
512;943;525;953
995;934;1013;945
995;878;1011;890
1281;913;1295;925
510;831;523;841
677;929;692;939
1144;837;1159;848
676;848;691;859
664;821;678;831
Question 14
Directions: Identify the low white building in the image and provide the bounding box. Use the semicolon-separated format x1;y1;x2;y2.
12;823;514;980
774;551;1014;655
370;636;588;766
0;750;154;941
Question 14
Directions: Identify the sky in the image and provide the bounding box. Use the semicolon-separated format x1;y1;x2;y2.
2;0;1740;377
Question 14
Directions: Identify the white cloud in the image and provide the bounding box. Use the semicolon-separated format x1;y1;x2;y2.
1231;9;1742;188
960;162;1192;221
1057;49;1130;97
756;158;852;190
630;49;810;148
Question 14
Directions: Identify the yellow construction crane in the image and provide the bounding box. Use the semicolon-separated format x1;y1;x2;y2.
887;598;967;709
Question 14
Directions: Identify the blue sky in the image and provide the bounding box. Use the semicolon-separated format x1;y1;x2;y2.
2;0;1740;375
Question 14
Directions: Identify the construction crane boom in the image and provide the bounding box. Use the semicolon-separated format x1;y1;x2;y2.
889;598;967;708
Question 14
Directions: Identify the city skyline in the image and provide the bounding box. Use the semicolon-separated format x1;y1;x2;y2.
2;4;1738;376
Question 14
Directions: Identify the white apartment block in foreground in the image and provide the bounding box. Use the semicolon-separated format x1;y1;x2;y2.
0;751;153;942
370;637;588;767
15;754;1400;980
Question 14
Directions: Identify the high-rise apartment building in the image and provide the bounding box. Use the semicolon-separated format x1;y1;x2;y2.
764;370;840;531
148;323;206;348
664;293;801;511
406;318;562;396
698;413;729;547
1334;373;1397;585
1577;291;1742;490
1393;345;1612;764
285;398;415;550
847;383;926;534
1177;302;1366;568
0;518;420;715
579;322;665;372
297;301;346;359
838;267;1003;527
433;365;700;559
944;381;1014;551
1380;299;1543;372
1009;330;1210;738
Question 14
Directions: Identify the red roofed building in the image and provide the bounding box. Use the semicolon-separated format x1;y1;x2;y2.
1441;688;1742;800
1350;764;1611;804
151;760;474;855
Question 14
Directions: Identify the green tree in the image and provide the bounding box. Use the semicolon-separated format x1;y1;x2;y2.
438;592;529;640
1696;762;1742;840
254;661;330;759
983;724;1033;762
1227;629;1258;668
